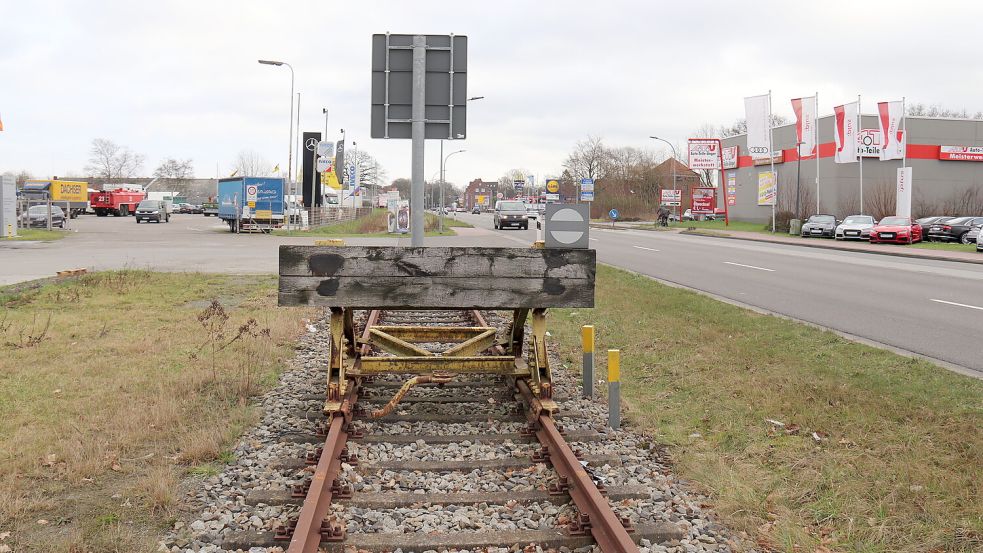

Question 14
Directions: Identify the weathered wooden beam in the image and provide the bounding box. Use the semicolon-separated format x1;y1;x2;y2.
279;246;595;279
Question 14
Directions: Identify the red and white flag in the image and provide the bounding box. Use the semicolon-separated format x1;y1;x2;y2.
833;102;858;164
791;96;817;157
878;101;905;160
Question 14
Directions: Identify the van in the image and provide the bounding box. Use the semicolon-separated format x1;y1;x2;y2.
493;200;529;230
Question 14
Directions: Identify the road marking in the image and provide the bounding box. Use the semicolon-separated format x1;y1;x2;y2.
632;246;659;252
723;261;775;272
589;238;598;241
930;299;983;311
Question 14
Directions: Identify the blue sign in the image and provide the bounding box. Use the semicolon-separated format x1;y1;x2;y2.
609;208;619;220
513;180;524;190
580;191;594;202
580;178;594;187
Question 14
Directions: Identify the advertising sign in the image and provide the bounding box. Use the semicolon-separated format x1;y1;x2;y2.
388;199;410;233
316;157;331;173
660;189;682;206
316;141;334;158
939;146;983;161
691;188;715;214
858;129;882;158
321;168;342;191
0;175;16;238
752;151;785;166
757;171;777;206
722;146;738;169
475;194;488;206
896;167;912;217
51;180;88;203
513;179;525;190
744;93;771;158
545;193;560;201
726;173;737;207
687;139;722;170
546;178;560;193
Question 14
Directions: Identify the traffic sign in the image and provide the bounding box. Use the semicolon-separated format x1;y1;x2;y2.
316;158;331;172
546;179;560;193
317;141;334;158
544;203;590;249
545;193;559;201
246;185;258;202
660;189;681;206
580;178;594;192
513;179;525;190
608;208;619;220
580;190;594;202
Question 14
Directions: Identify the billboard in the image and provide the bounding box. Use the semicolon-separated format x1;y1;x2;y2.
722;146;738;169
757;171;777;206
687;139;721;170
691;188;715;214
726;173;736;206
660;189;681;206
939;145;983;161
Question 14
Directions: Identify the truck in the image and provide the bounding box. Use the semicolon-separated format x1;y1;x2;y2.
145;191;177;214
201;196;219;217
217;177;284;233
89;188;146;217
22;179;90;218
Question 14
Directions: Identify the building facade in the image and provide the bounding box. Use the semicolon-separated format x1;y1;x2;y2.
463;179;498;209
720;116;983;222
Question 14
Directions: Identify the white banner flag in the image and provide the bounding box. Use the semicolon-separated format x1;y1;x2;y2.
833;102;858;164
744;93;771;159
878;101;905;160
896;167;912;217
791;96;817;156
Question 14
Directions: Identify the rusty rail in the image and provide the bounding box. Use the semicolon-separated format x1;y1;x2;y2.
517;380;638;553
285;310;379;553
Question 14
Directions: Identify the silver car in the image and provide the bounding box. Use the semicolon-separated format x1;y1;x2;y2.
969;224;983;252
835;215;876;240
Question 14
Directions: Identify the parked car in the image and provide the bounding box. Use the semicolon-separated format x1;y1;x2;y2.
21;205;66;228
493;200;529;230
915;216;953;240
471;206;482;214
835;215;876;240
187;204;203;214
927;216;983;243
869;216;922;244
135;200;170;223
682;209;694;221
977;225;983;252
525;204;539;219
800;214;837;238
964;224;981;247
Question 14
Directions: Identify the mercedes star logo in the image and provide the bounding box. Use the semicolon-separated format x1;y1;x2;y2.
305;138;319;150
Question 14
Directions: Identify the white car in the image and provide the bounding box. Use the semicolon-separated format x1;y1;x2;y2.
525;205;539;219
977;224;983;252
835;215;876;240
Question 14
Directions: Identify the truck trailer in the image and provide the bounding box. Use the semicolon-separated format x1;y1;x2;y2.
217;177;284;233
22;179;90;218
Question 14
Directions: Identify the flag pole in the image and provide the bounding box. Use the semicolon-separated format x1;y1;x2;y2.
858;94;864;215
902;96;907;169
815;91;820;214
769;90;776;233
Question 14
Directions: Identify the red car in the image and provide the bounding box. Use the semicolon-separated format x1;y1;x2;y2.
869;216;922;244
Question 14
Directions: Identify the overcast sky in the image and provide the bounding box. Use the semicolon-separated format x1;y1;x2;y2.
3;0;983;188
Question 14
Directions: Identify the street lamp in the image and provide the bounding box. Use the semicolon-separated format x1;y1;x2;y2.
440;149;466;232
259;59;294;227
650;136;678;220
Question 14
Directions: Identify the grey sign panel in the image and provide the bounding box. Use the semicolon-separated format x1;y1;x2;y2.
545;203;590;249
0;175;16;237
371;33;467;140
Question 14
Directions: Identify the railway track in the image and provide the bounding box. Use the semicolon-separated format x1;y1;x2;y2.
209;309;686;553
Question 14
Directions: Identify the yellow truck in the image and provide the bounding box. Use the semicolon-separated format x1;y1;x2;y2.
22;179;90;218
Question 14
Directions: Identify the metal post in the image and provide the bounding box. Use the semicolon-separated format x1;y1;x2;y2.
858;94;864;214
607;349;620;430
582;325;594;398
796;141;802;219
410;35;426;246
768;90;776;233
439;139;444;233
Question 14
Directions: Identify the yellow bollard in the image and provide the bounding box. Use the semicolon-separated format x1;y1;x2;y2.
608;349;620;429
581;325;595;398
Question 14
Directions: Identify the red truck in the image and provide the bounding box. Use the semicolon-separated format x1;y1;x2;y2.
89;189;145;217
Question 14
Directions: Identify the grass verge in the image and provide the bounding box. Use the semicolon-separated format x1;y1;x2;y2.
1;229;69;241
550;265;983;553
667;220;768;233
910;241;979;252
0;271;313;552
273;209;472;237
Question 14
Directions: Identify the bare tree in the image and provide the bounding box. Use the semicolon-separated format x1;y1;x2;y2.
906;103;983;119
353;150;387;190
229;150;272;177
563;135;608;181
153;158;194;179
84;138;145;178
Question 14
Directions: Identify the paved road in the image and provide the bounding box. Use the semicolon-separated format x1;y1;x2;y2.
4;210;981;375
455;212;983;376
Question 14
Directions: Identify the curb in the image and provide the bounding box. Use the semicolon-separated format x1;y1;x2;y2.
679;230;983;266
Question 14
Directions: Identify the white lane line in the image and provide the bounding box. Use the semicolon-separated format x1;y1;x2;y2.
632;245;659;252
723;261;775;272
589;238;598;241
930;299;983;311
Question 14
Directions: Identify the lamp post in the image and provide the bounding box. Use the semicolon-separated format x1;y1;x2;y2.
440;149;466;232
258;59;294;229
795;141;804;220
650;136;678;220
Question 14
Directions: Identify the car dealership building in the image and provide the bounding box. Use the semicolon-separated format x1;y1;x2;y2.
719;115;983;222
